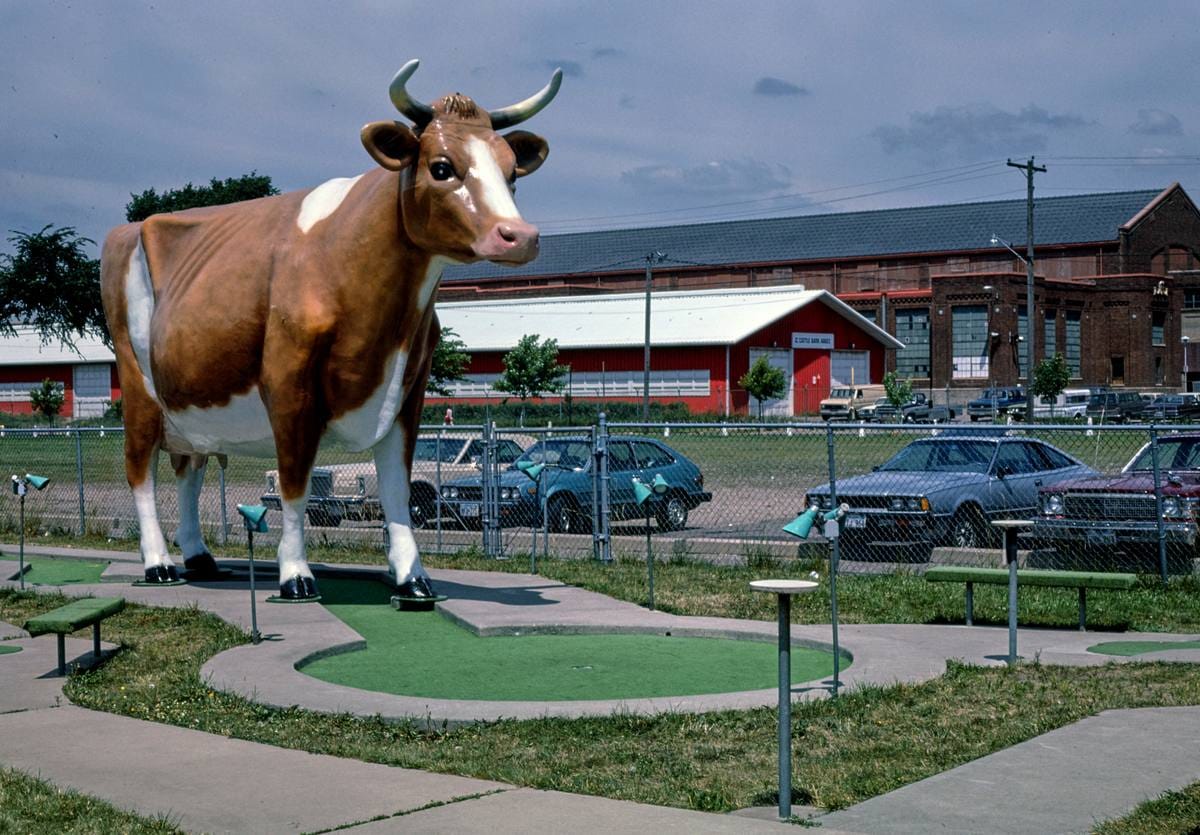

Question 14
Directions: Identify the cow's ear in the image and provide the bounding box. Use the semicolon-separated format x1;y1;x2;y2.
503;130;549;178
361;121;419;171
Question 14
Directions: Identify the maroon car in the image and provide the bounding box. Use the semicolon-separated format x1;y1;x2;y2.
1035;432;1200;565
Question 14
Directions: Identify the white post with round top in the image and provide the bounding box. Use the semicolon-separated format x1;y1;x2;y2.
750;578;819;821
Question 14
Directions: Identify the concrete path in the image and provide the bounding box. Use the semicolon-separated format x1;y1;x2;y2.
3;544;1200;833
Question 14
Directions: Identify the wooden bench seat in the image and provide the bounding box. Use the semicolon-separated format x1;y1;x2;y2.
24;597;125;675
925;567;1137;631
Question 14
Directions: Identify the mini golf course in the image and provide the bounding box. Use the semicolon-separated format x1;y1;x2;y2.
0;644;21;655
7;556;108;586
1088;639;1200;656
300;578;847;702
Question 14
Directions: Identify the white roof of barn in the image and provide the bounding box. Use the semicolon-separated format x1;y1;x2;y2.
437;285;904;351
0;327;115;366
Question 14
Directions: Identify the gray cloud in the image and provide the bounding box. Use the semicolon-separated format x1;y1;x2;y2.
872;103;1090;158
592;47;623;59
753;77;807;97
621;159;794;197
1130;108;1183;136
546;59;584;78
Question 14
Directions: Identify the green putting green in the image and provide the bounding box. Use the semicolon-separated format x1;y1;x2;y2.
301;578;847;701
1088;640;1200;656
0;645;21;655
9;557;108;586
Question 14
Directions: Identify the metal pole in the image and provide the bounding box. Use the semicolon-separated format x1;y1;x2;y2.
645;502;655;611
776;591;792;820
75;429;85;536
643;255;653;421
824;422;841;697
247;529;260;644
1149;425;1169;585
596;413;612;563
18;492;25;591
435;431;443;555
1007;156;1046;422
1006;527;1019;666
219;465;229;546
541;468;549;566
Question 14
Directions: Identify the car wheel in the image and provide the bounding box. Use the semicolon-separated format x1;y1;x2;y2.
949;506;987;549
307;508;342;528
408;484;437;529
655;495;689;531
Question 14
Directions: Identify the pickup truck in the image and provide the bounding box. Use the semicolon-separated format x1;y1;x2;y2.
872;392;956;423
967;387;1026;421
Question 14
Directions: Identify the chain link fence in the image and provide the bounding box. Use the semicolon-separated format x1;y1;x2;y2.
1;419;1197;581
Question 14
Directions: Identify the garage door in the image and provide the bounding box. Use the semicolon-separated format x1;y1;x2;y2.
830;351;870;387
747;348;793;417
73;364;110;418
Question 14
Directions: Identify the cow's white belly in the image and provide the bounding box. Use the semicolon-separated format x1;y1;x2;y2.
163;388;276;457
328;349;410;452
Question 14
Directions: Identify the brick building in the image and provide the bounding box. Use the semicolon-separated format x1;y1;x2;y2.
442;184;1200;404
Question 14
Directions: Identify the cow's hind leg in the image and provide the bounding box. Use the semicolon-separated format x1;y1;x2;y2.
124;395;177;583
376;421;436;600
171;453;218;577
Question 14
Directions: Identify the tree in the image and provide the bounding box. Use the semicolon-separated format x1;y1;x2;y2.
883;371;914;409
29;378;65;424
125;172;279;222
493;334;568;425
1032;353;1071;416
739;356;787;420
427;327;471;397
0;225;108;349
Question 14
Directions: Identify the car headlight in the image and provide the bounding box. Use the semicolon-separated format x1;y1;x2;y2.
266;475;276;493
1042;493;1064;515
1162;497;1180;517
888;496;929;511
441;486;458;499
500;486;516;500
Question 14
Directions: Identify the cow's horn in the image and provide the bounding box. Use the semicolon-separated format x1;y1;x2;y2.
388;59;434;127
488;68;563;130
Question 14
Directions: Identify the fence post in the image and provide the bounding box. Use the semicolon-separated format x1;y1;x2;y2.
218;464;229;546
481;417;500;558
594;413;612;563
1148;424;1169;585
825;420;842;697
74;429;86;536
435;429;443;555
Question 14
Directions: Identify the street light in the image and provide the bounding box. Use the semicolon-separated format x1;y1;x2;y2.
991;233;1036;421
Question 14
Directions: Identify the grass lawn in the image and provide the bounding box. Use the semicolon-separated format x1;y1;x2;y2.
8;555;109;586
1088;639;1200;656
0;767;182;834
304;578;844;700
1094;780;1200;834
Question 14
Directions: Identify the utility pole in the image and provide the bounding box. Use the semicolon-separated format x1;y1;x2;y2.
1007;156;1046;422
643;251;665;421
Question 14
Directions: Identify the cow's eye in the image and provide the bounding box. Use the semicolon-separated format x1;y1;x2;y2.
430;161;455;181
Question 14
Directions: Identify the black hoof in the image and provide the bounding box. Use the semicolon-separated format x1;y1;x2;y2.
394;575;437;601
279;575;320;600
183;553;220;578
143;564;179;584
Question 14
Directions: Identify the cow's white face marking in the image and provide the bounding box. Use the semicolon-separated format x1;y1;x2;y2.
124;241;158;400
329;350;409;452
164;388;275;457
296;175;363;234
466;136;519;219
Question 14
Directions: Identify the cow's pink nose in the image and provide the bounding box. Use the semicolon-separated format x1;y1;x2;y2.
479;220;539;263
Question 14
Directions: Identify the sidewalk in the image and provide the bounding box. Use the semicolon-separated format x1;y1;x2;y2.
3;545;1200;832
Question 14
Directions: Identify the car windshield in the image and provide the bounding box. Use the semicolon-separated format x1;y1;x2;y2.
829;388;853;398
1088;394;1113;406
878;439;995;473
413;438;468;463
1126;438;1200;472
512;439;592;471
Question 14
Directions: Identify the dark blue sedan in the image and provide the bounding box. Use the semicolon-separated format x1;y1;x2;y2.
440;435;711;533
805;433;1095;561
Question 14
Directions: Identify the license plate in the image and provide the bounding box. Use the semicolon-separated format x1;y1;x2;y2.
1086;529;1116;546
845;514;866;529
461;502;480;518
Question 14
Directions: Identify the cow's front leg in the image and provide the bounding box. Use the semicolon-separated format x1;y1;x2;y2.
375;421;436;600
266;396;324;601
171;453;219;578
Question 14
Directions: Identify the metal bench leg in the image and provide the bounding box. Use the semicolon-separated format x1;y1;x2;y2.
1078;587;1087;631
93;622;102;658
56;633;66;676
965;582;974;626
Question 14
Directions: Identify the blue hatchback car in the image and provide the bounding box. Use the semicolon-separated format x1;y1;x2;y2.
440;435;712;533
805;432;1095;561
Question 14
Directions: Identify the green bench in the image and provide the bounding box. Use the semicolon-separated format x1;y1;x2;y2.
925;567;1137;631
23;597;125;675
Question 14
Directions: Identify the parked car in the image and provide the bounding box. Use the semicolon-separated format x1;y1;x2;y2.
439;435;712;533
1147;393;1200;422
261;432;532;528
1085;390;1145;423
1035;432;1200;568
820;384;887;421
1030;387;1093;421
899;392;956;423
861;397;892;422
805;432;1095;562
966;387;1025;421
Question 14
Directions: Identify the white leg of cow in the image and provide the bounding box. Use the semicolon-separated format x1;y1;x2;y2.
276;493;318;599
174;455;218;576
375;422;436;599
132;464;177;583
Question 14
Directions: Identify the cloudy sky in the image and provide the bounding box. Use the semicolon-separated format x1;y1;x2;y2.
3;0;1199;254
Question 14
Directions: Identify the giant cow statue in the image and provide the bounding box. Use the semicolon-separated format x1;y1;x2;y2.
100;61;560;600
